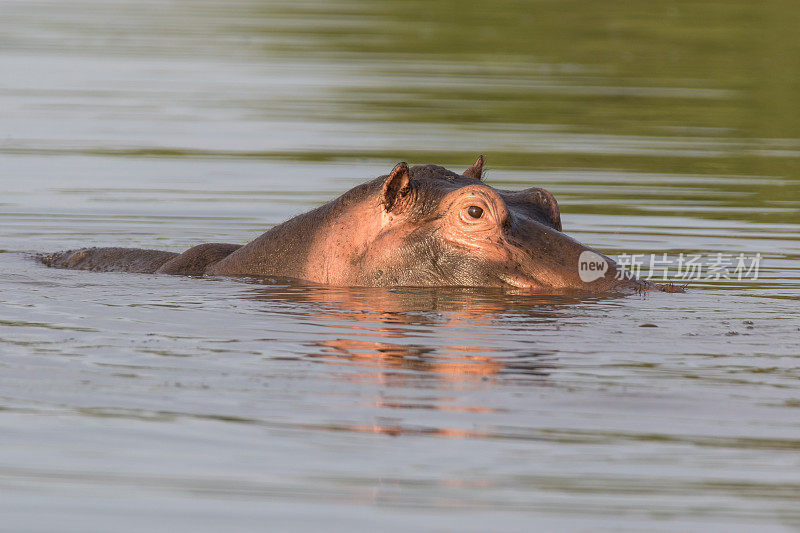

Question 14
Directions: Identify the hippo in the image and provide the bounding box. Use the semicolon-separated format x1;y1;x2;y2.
38;157;680;293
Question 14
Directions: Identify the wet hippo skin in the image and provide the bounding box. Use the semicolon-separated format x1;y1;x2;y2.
38;157;680;293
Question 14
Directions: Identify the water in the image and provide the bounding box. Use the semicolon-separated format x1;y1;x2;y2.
1;0;799;530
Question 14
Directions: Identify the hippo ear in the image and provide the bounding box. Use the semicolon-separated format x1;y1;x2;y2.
381;162;412;212
463;155;485;180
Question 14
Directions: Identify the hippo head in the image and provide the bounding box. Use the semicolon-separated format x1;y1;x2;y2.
348;157;664;292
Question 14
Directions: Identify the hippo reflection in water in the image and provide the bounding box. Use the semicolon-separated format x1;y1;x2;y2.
40;157;680;293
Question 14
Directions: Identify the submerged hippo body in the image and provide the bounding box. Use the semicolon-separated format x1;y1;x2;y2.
39;158;677;293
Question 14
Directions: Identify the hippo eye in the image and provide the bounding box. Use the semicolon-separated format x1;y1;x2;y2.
467;205;484;219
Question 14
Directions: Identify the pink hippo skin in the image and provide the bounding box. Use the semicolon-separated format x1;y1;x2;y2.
39;157;680;293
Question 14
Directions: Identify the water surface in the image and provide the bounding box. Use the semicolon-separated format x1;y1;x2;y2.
1;1;799;531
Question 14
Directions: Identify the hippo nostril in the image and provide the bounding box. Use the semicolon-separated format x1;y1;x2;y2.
467;206;484;219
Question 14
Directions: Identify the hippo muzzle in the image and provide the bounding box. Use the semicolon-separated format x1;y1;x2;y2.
493;214;653;292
